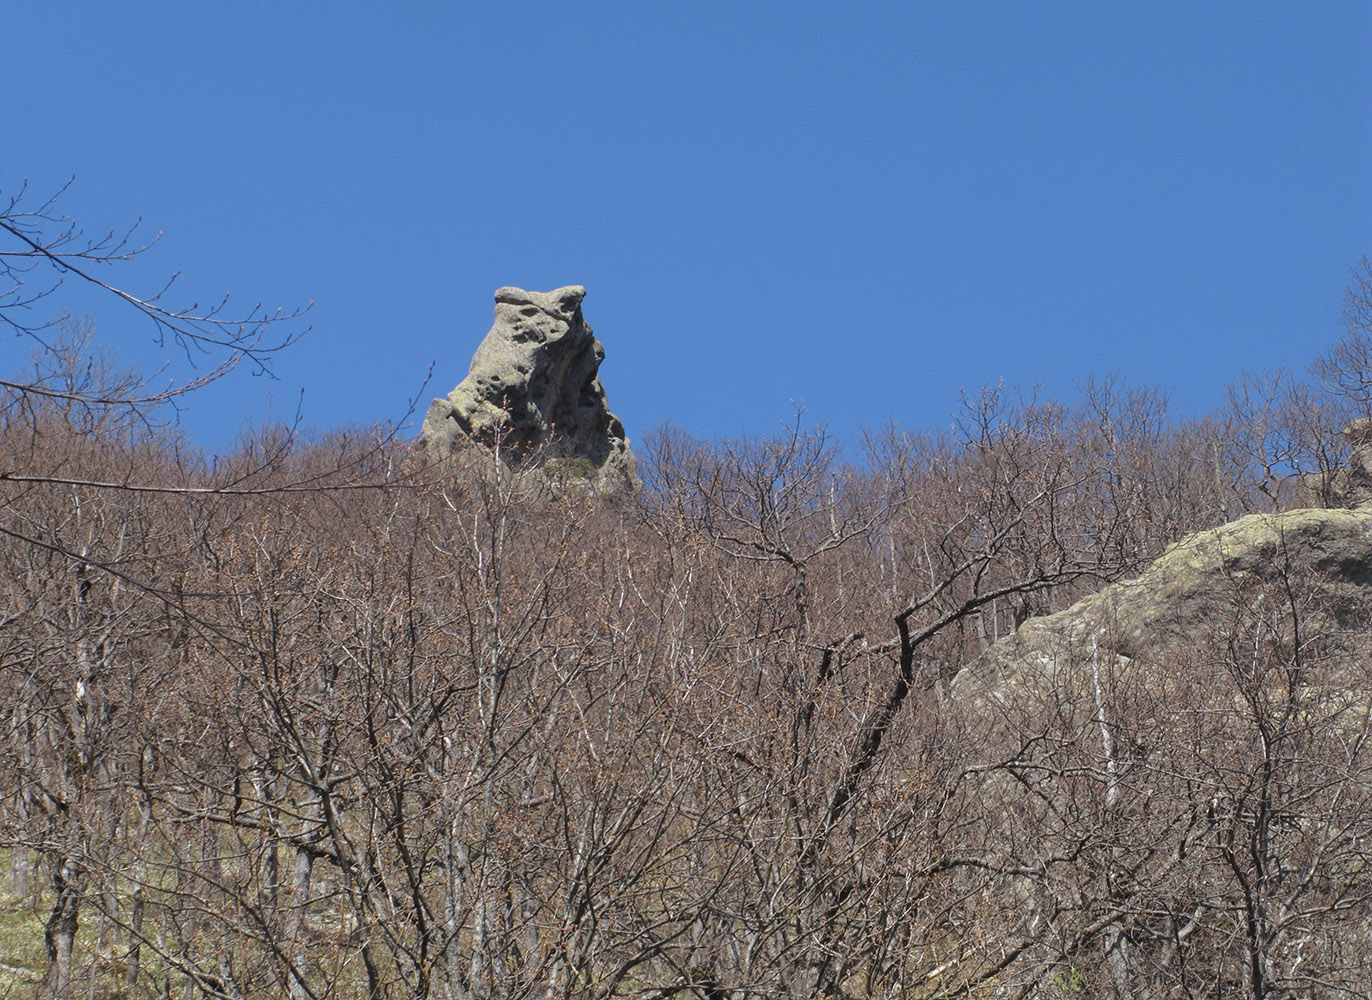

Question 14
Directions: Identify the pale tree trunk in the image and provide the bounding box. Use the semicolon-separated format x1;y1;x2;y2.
42;551;106;1000
127;884;144;995
444;819;472;1000
8;694;35;900
44;856;80;1000
255;771;281;912
287;835;315;1000
120;776;153;996
217;951;245;1000
1092;638;1137;1000
11;849;33;900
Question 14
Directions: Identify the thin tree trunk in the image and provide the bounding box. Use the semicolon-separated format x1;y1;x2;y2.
287;842;314;1000
44;856;80;1000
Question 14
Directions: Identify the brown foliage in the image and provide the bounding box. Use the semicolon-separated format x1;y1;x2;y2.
5;257;1372;997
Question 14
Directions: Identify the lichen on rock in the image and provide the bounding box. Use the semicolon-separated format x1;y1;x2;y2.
954;505;1372;699
419;285;639;492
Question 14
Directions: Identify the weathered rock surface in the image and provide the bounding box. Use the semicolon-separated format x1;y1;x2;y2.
954;506;1372;699
420;286;639;491
1344;417;1372;507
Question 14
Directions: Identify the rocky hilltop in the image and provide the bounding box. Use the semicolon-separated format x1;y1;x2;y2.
420;285;639;491
955;504;1372;699
958;416;1372;698
941;476;1372;995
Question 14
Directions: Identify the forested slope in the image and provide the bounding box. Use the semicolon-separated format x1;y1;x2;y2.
5;309;1372;1000
6;181;1372;998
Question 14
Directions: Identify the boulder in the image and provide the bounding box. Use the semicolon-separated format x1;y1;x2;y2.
420;286;639;492
1344;417;1372;507
954;505;1372;700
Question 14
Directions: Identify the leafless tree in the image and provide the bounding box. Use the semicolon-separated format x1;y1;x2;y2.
1;178;306;404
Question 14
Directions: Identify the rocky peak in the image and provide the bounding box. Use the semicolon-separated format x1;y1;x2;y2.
420;285;639;492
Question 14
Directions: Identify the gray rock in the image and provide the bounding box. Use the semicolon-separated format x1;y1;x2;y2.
954;505;1372;701
1344;417;1372;507
420;286;639;492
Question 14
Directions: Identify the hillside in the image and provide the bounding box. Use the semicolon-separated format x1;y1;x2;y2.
3;286;1372;998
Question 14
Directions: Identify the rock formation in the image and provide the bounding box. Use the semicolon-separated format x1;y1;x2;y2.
954;505;1372;700
1297;417;1372;508
1343;416;1372;507
420;286;639;491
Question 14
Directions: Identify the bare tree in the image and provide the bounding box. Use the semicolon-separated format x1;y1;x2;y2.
1;178;306;406
1311;254;1372;421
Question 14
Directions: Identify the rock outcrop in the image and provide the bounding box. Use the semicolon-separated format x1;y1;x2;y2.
954;505;1372;699
1344;417;1372;507
420;286;639;492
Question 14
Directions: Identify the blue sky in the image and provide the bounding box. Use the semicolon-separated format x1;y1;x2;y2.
6;3;1371;452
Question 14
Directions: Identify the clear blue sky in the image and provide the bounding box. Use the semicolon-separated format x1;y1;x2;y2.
6;3;1371;451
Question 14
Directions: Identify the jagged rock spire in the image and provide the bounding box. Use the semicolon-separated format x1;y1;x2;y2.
420;286;639;491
